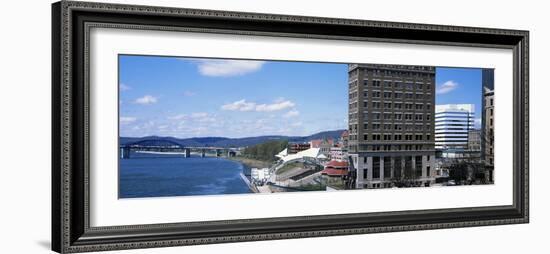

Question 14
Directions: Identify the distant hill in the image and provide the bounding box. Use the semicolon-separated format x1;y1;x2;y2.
119;129;346;148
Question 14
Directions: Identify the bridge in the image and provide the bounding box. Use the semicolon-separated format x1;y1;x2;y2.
119;139;238;159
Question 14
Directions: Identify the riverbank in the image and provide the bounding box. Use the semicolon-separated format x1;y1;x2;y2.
230;156;273;169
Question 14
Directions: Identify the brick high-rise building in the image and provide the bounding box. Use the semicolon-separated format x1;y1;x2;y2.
347;64;436;189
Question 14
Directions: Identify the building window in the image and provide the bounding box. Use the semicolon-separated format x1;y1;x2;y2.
372;102;380;109
372;80;381;87
384;102;392;109
373;113;381;120
384;92;392;98
384;81;392;88
394;103;402;109
394;157;402;177
373;157;380;179
415;104;423;110
394;124;402;130
415;156;423;177
426;166;431;177
394;113;402;120
394;82;402;89
372;91;381;98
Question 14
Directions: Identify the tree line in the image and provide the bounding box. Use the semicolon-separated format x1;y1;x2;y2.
242;140;289;162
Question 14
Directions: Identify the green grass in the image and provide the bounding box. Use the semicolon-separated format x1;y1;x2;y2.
298;183;327;191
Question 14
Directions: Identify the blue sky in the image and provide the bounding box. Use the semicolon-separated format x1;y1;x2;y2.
435;67;482;127
119;55;483;138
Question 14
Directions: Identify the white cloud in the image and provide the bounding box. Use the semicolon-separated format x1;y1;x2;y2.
436;80;459;94
168;112;215;124
119;117;136;124
120;83;131;91
283;109;300;118
168;114;187;120
221;99;256;111
221;99;295;112
135;95;157;105
190;112;209;118
183;91;196;96
196;59;265;77
256;100;295;112
185;112;216;123
474;118;482;128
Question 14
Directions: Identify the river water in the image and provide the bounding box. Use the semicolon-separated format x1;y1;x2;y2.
119;152;252;198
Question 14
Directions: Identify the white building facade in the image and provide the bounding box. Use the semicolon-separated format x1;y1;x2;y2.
435;104;475;151
329;146;347;161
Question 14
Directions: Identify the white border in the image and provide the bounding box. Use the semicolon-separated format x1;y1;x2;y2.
90;28;513;227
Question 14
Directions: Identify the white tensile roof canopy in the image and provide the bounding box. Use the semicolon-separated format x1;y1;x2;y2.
276;147;321;163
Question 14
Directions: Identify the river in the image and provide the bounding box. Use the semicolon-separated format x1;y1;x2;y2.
119;152;252;198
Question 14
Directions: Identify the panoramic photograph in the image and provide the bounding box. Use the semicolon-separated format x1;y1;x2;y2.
118;55;495;198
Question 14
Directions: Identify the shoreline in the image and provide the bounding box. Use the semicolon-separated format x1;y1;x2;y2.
229;156;273;169
230;157;273;194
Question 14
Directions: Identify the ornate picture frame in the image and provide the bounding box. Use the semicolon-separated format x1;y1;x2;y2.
52;1;529;253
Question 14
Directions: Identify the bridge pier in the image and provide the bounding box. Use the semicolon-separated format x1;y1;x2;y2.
201;149;206;158
184;148;190;158
216;149;222;157
120;147;130;159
